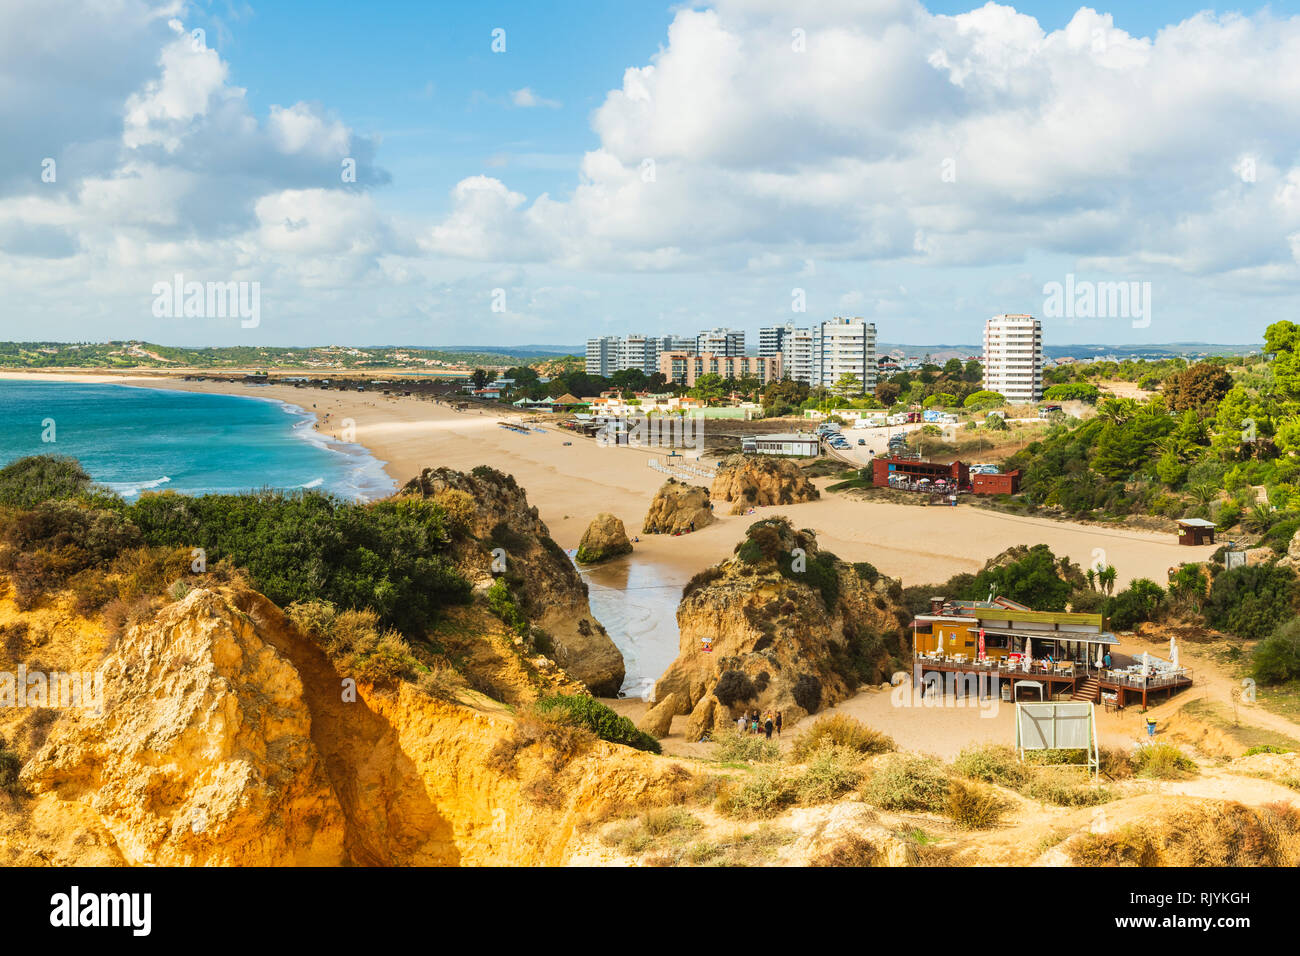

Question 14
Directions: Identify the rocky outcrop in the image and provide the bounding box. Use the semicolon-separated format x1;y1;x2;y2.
10;585;690;866
642;479;715;535
636;691;683;738
400;466;624;696
576;513;633;564
22;589;347;866
710;454;820;515
652;518;907;728
1277;527;1300;573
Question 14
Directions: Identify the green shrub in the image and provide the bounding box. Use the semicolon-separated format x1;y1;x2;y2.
534;694;661;754
0;455;91;507
861;754;949;812
129;491;470;636
713;670;757;707
1253;617;1300;685
790;715;895;761
793;745;863;803
1243;744;1293;756
1205;564;1299;641
714;732;781;764
1021;771;1113;807
1133;742;1197;780
486;578;528;635
951;744;1030;788
717;765;796;819
1104;578;1165;630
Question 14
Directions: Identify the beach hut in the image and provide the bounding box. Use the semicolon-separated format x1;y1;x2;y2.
1176;518;1215;546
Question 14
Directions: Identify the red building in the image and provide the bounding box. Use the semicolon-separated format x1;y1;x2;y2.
872;457;968;488
971;470;1021;495
871;458;1020;495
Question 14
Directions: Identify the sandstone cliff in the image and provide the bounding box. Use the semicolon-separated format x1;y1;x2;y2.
653;517;907;733
400;466;624;696
710;454;820;515
576;513;633;565
642;479;715;535
4;585;686;866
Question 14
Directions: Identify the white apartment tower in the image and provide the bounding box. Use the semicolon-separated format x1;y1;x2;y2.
696;327;745;356
817;316;877;394
585;336;619;377
983;314;1043;403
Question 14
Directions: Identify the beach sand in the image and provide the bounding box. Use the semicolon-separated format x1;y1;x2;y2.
0;370;1217;590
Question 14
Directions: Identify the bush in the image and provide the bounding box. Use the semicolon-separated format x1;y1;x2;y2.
951;744;1030;788
810;834;881;867
1104;578;1165;630
431;489;476;535
852;562;880;585
716;765;796;819
1021;770;1114;807
1253;617;1300;684
791;673;823;714
1132;743;1197;780
790;715;895;761
944;779;1006;829
682;566;724;599
1204;563;1299;641
793;745;863;803
0;748;20;794
713;670;757;707
715;732;781;764
0;456;91;507
129;491;470;636
861;754;949;812
534;694;661;754
486;578;528;635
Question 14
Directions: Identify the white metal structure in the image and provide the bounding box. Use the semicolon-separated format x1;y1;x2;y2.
1015;701;1099;778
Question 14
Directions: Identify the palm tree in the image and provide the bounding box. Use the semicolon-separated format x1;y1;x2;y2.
1086;567;1097;591
1098;397;1137;425
1098;565;1118;597
1244;502;1274;534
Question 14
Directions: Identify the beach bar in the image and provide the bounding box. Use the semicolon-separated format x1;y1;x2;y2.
1177;518;1216;546
911;596;1192;708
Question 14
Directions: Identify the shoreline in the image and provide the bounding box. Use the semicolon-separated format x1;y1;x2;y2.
0;369;1218;589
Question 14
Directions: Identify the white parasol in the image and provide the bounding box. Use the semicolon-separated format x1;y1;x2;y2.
1170;635;1179;668
1142;651;1151;678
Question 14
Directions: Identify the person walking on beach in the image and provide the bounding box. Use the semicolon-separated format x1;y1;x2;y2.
774;712;782;737
737;714;746;735
763;714;774;740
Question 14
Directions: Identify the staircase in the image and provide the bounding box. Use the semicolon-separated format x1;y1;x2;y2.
1071;675;1101;703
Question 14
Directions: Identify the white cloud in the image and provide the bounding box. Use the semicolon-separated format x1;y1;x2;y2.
510;87;562;109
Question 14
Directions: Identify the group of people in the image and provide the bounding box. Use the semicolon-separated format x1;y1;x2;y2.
737;709;782;739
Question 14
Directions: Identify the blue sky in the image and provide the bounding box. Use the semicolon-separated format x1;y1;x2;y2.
3;0;1300;349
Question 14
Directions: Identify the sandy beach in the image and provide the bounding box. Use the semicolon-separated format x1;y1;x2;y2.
0;369;1216;591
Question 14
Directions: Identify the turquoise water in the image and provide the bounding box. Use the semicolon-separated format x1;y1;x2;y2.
0;380;395;501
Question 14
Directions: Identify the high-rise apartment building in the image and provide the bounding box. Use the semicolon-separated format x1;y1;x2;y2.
695;327;745;356
982;314;1043;403
585;336;619;377
816;316;877;394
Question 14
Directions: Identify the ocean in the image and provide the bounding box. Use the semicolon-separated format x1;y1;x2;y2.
0;380;396;501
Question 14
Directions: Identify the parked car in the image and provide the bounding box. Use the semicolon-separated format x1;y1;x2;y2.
857;438;866;446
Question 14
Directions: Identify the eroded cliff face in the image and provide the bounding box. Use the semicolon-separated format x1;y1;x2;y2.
710;455;820;515
3;586;680;867
653;518;907;734
400;466;625;696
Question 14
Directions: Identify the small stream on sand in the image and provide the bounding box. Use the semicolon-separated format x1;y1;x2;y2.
579;558;686;699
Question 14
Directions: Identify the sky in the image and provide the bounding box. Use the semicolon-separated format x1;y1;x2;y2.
3;1;1300;350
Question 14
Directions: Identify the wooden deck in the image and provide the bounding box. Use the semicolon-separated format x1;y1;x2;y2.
912;656;1192;709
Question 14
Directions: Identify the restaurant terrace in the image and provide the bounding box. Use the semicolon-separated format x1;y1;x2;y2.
911;596;1192;709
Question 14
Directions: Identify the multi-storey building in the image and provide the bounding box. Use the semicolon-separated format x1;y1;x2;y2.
982;314;1043;403
816;316;877;394
658;351;782;387
585;336;619;377
695;327;745;357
